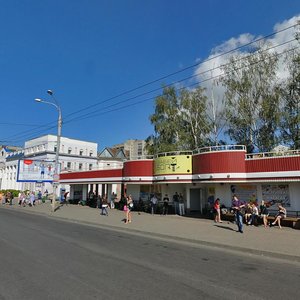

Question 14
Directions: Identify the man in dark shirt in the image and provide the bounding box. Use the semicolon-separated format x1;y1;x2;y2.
173;192;179;215
162;194;169;215
232;195;245;233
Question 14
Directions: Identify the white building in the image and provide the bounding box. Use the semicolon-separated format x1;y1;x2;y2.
0;135;98;196
0;147;23;191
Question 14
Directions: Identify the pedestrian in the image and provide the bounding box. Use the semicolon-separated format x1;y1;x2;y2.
232;195;245;233
173;192;179;215
162;194;169;215
0;192;5;205
110;192;116;209
7;191;13;206
138;197;144;213
244;203;252;224
37;190;42;204
259;200;269;228
150;194;158;215
19;192;26;207
123;195;132;224
178;193;185;216
125;195;133;223
270;204;286;229
29;192;35;207
214;198;222;223
248;202;259;226
101;195;109;216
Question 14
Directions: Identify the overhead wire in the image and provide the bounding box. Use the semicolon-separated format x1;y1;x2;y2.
2;22;299;144
63;39;299;122
62;22;298;120
6;40;299;144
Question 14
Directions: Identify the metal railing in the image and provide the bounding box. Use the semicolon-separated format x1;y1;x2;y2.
193;144;246;154
154;151;193;158
246;149;300;160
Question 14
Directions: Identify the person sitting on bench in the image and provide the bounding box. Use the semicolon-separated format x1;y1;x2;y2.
271;204;286;229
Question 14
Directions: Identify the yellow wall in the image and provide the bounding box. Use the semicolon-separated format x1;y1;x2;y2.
154;155;192;175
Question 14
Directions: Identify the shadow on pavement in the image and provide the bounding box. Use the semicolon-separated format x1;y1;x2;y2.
214;224;236;231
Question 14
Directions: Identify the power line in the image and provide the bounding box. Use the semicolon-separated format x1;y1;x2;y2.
3;22;299;144
6;40;299;144
63;39;298;123
62;22;298;120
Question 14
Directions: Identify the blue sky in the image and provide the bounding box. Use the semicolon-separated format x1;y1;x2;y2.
1;0;300;151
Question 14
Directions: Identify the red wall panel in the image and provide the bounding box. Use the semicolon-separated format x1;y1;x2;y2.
123;160;154;177
246;157;300;173
193;152;246;174
60;169;123;180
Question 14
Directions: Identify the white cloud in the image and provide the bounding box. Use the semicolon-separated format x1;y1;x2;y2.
193;14;300;111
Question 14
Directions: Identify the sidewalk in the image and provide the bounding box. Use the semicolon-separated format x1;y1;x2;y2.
1;202;300;262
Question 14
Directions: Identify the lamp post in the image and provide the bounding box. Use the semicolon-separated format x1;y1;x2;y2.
35;91;62;212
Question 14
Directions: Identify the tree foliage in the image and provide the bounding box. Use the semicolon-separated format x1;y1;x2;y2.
146;86;210;154
220;45;280;152
279;48;300;149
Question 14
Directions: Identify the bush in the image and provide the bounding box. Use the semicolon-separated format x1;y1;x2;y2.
0;189;21;198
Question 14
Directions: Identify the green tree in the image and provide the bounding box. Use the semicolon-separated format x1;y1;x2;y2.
180;86;211;149
220;45;280;152
279;48;300;149
146;86;211;154
148;86;181;153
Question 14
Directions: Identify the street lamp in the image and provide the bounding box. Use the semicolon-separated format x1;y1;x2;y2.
35;91;62;212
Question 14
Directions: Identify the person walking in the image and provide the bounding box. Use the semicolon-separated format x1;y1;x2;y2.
232;195;245;233
101;195;109;216
29;192;35;207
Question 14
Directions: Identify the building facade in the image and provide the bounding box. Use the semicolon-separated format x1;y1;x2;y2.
60;145;300;215
0;135;98;196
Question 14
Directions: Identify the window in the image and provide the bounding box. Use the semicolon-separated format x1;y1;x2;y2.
89;151;93;157
67;162;71;169
68;148;72;154
88;164;93;170
54;146;57;153
79;163;83;170
79;149;83;156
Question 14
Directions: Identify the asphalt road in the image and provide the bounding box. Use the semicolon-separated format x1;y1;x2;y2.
0;209;299;300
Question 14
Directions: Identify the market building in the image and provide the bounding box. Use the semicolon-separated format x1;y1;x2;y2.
59;145;300;215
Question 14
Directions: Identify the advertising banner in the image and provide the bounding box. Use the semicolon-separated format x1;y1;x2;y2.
262;184;290;207
230;184;257;202
17;159;57;182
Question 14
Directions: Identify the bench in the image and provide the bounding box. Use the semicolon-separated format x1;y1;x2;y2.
267;216;300;229
221;212;300;229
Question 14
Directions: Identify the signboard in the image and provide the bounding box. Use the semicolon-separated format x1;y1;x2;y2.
17;159;58;182
154;155;192;175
